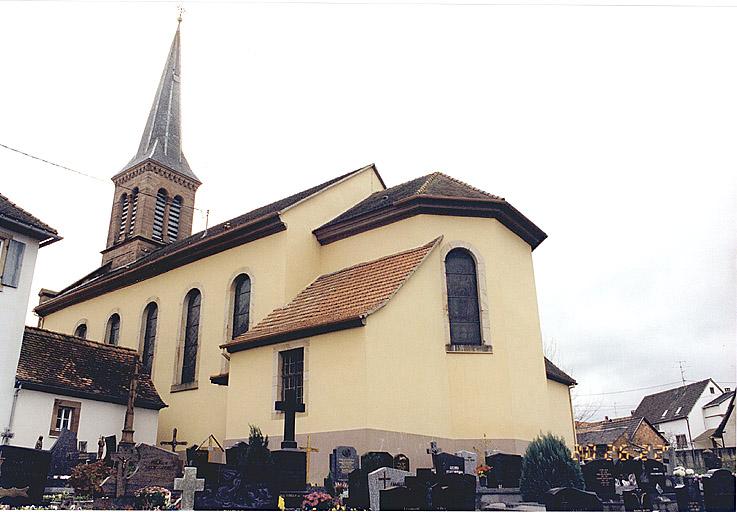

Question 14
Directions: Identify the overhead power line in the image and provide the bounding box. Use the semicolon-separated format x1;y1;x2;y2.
575;381;685;397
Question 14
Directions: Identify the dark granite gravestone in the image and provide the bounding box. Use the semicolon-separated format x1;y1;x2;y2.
615;458;644;485
582;459;616;500
486;452;523;488
347;468;370;510
641;459;666;494
195;464;277;510
430;472;476;511
361;451;394;473
393;453;410;473
225;441;249;467
271;449;306;492
402;468;437;510
544;487;604;511
433;452;464;476
101;443;183;496
702;468;736;512
622;489;652;512
330;446;359;482
48;429;80;477
380;485;412;511
675;477;704;512
0;445;51;507
103;435;117;463
702;451;722;471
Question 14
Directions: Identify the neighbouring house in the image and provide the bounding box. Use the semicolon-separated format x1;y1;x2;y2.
0;193;61;444
633;379;729;451
575;416;668;459
10;326;166;451
702;392;735;449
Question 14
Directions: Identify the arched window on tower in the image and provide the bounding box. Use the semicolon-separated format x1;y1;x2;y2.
118;193;129;241
181;289;201;384
105;313;121;346
74;323;87;339
444;248;482;346
167;195;182;241
141;302;158;375
128;188;139;235
153;189;168;241
232;274;251;339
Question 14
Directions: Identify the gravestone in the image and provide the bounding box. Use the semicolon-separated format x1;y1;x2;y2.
433;452;464;476
348;468;370;510
271;449;306;492
675;477;704;512
486;452;523;488
225;441;249;466
174;466;205;510
330;446;359;482
47;429;80;477
582;459;616;500
641;458;666;495
102;443;183;496
702;468;735;512
455;450;477;476
430;472;476;511
103;435;117;463
0;445;51;506
702;450;722;471
615;458;644;485
393;453;410;473
368;467;411;511
403;469;436;510
380;485;412;511
544;487;604;511
361;451;394;473
622;489;652;512
195;464;276;510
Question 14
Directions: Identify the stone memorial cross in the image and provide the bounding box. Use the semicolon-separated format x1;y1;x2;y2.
174;466;205;510
275;389;305;449
160;428;188;452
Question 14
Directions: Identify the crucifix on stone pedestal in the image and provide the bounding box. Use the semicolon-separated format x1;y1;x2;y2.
275;389;305;449
112;356;141;497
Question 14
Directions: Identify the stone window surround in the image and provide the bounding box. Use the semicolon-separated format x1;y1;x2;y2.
171;284;205;393
220;269;256;376
104;309;122;346
439;241;492;353
137;298;161;380
271;340;310;420
72;318;89;339
49;398;81;437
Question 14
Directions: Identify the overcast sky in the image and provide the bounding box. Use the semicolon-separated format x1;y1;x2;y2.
1;0;735;420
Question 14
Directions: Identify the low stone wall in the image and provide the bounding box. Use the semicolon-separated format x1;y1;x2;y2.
673;447;736;472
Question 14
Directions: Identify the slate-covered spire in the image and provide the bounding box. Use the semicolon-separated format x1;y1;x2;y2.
124;20;199;182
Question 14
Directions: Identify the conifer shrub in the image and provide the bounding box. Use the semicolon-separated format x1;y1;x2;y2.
519;433;584;502
245;425;274;484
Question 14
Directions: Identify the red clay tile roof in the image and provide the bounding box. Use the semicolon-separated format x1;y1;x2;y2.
0;193;60;246
545;357;577;385
575;415;667;446
224;237;442;351
17;327;166;410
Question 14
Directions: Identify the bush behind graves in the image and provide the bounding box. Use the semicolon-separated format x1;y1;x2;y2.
245;425;274;483
519;433;584;502
134;486;172;510
69;460;111;498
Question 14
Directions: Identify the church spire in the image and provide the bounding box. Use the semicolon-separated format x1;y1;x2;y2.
124;20;199;182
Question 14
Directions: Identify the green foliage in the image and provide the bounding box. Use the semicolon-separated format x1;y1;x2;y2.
519;433;584;502
134;486;172;510
245;425;274;483
69;460;111;498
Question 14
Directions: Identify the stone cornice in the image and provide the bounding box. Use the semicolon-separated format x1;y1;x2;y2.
113;160;201;191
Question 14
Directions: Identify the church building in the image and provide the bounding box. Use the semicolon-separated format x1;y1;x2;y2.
34;21;576;479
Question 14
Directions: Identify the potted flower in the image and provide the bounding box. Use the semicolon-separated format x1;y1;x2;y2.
476;464;492;487
134;486;172;510
673;466;686;485
302;490;335;511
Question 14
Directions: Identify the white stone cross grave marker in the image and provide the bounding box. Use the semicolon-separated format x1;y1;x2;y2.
174;466;205;510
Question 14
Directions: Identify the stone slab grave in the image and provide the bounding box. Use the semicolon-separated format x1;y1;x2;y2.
582;458;617;501
485;452;523;488
402;468;437;510
348;468;371;510
455;450;478;476
622;488;655;512
433;452;465;476
393;453;410;473
174;466;205;510
103;435;117;462
544;487;604;511
0;445;51;507
271;449;306;493
330;446;358;482
641;458;667;495
702;468;735;512
47;429;79;487
101;443;183;497
430;472;477;511
361;451;394;473
368;467;411;511
379;485;413;511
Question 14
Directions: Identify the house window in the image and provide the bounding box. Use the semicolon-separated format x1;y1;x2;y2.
674;406;682;415
0;238;26;288
444;248;482;345
279;348;304;404
676;434;688;449
661;409;668;418
49;399;81;436
181;289;201;384
74;323;87;339
105;313;120;345
232;274;251;339
141;302;158;375
710;386;715;394
153;188;168;242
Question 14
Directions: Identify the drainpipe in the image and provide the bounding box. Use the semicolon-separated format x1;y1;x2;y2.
2;382;21;445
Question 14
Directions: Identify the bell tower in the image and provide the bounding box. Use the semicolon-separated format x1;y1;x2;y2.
102;19;201;269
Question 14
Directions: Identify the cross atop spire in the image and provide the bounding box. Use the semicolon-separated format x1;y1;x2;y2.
124;20;199;182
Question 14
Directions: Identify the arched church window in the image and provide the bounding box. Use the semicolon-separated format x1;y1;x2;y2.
128;188;139;235
444;248;482;345
167;195;182;241
141;302;158;375
232;274;251;339
153;188;168;242
181;289;201;384
74;323;87;339
118;193;129;240
105;313;121;346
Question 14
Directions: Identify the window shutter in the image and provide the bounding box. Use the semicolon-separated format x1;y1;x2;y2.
3;239;26;288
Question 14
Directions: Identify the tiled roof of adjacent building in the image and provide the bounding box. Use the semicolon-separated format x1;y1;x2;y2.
224;237;442;351
35;165;381;316
544;358;577;386
576;416;644;446
16;327;166;410
633;379;713;424
0;193;61;246
703;391;735;409
314;172;547;249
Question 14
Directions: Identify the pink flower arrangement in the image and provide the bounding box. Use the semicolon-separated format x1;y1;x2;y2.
302;491;335;510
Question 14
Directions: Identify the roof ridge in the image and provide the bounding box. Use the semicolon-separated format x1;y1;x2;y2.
416;172;441;195
432;172;504;200
24;326;138;354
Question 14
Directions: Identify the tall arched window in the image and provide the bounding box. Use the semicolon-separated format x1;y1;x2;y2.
105;313;121;346
232;274;251;339
141;302;158;375
444;248;482;345
167;195;182;241
128;188;139;235
152;189;168;242
118;193;129;240
181;289;201;384
74;323;87;339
